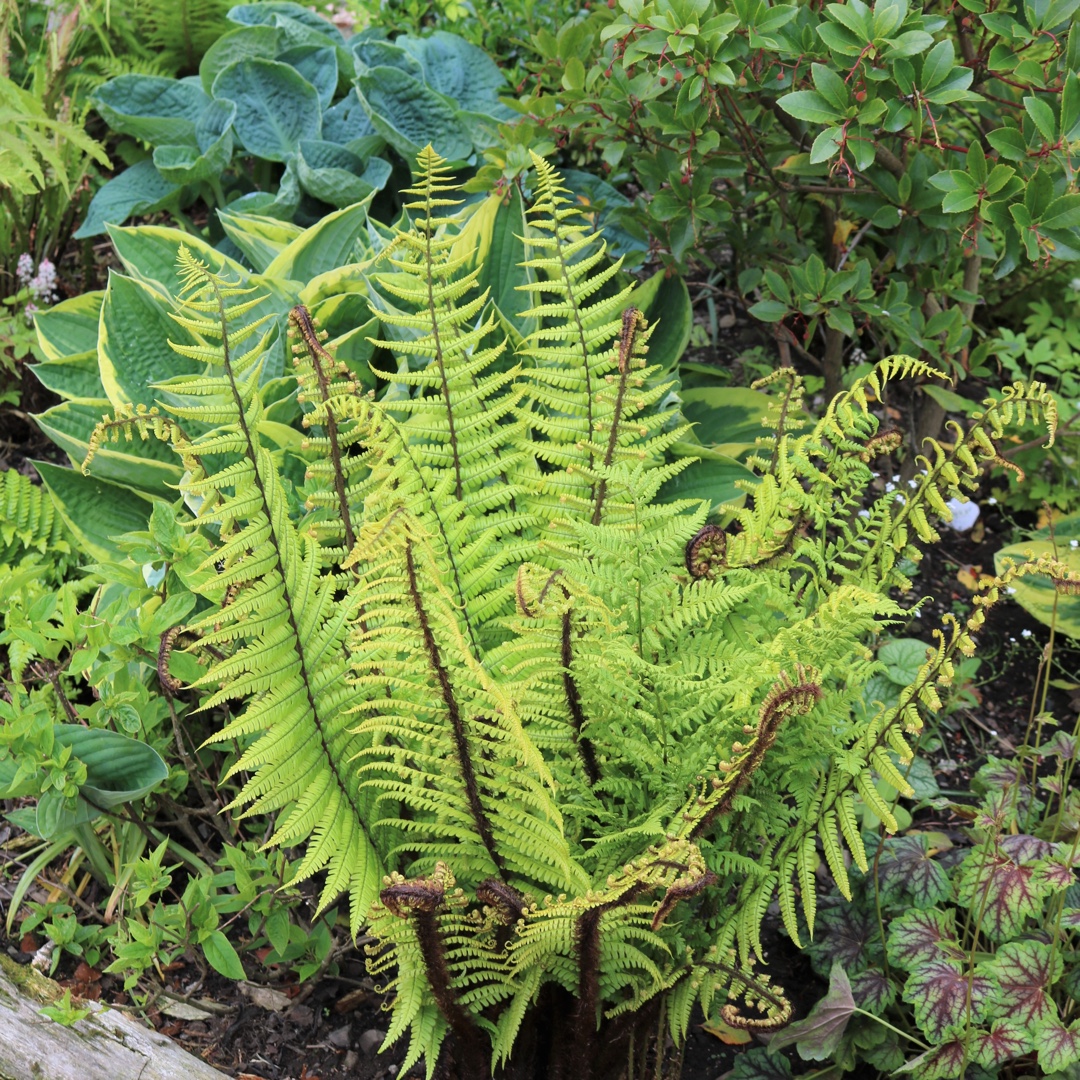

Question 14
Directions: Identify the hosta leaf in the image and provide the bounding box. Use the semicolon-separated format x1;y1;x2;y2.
93;74;209;145
397;31;509;116
886;908;965;971
1036;1018;1080;1074
73;160;178;239
955;842;1050;941
902;960;993;1042
766;964;857;1060
985;940;1061;1028
199;24;281;94
971;1019;1030;1069
876;834;952;908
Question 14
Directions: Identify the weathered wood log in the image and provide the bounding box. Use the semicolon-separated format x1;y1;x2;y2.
0;951;230;1080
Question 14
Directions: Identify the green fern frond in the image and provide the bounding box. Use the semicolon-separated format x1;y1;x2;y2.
0;469;71;563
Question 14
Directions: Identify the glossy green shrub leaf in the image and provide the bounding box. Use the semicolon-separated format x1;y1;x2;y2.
34;462;156;562
74;161;179;240
213;58;321;161
357;66;474;163
202;930;247;980
994;513;1080;638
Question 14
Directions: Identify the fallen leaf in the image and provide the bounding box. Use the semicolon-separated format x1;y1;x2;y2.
239;982;292;1013
701;1016;752;1044
970;519;985;543
832;219;857;246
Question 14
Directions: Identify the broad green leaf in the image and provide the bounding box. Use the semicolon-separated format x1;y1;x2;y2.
153;128;234;185
74;161;179;239
875;834;951;908
921;384;979;414
920;39;955;91
1041;193;1080;230
810;127;844;163
658;449;753;513
278;45;337;109
35;462;156;562
199;24;281;94
777;90;843;123
357;66;474;164
748;299;790;322
93;75;209;145
202;930;247;980
627;270;692;373
955;841;1052;940
217;209;304;272
33;292;104;361
1025;95;1058;141
228;1;345;45
398;31;509;115
811;63;849;112
994;515;1080;638
31;354;106;403
677;386;771;452
1036;1019;1080;1074
323;88;378;144
970;1021;1030;1070
295;139;391;207
987;126;1028;160
212;58;321;161
264;199;373;281
54;724;169;809
452;188;536;340
99;274;201;409
352;38;425;78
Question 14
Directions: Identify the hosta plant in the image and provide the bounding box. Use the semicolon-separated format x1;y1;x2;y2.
78;1;514;239
58;148;1077;1080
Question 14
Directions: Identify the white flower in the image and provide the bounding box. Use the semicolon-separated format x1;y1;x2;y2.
1071;540;1079;549
858;509;871;518
1070;277;1080;292
944;497;980;531
16;252;33;286
891;474;900;482
1006;586;1017;594
1021;628;1033;638
908;479;918;488
885;481;896;492
895;494;905;503
987;496;997;505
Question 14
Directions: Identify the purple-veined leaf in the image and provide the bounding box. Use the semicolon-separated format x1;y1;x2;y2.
902;960;994;1042
896;1040;968;1080
886;908;965;971
956;843;1048;941
971;1019;1030;1069
1035;1017;1080;1073
727;1047;793;1080
973;756;1034;809
1038;730;1078;760
1000;834;1056;862
766;964;856;1061
876;834;952;908
808;899;882;974
1039;858;1078;893
984;940;1061;1029
849;967;895;1015
1061;907;1080;928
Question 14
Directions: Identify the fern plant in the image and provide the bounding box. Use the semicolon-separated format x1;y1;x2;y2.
83;148;1078;1080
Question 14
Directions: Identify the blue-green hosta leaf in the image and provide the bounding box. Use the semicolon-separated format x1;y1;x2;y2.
278;45;337;109
356;66;473;164
351;38;424;78
199;24;281;94
74;160;179;239
397;31;508;115
676;386;771;455
322;88;378;144
229;159;301;221
34;462;157;562
33;292;103;361
227;1;345;45
984;940;1062;1029
93;75;209;145
212;57;321;161
886;907;965;971
561;168;649;261
295;139;391;207
903;960;994;1042
153;127;234;185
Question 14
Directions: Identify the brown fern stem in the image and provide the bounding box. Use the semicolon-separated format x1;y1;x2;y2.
561;608;599;784
404;540;504;877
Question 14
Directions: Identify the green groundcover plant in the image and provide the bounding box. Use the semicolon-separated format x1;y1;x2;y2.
78;1;515;240
3;147;1075;1080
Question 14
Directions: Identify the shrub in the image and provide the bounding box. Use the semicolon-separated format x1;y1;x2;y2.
509;0;1080;412
26;148;1068;1080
